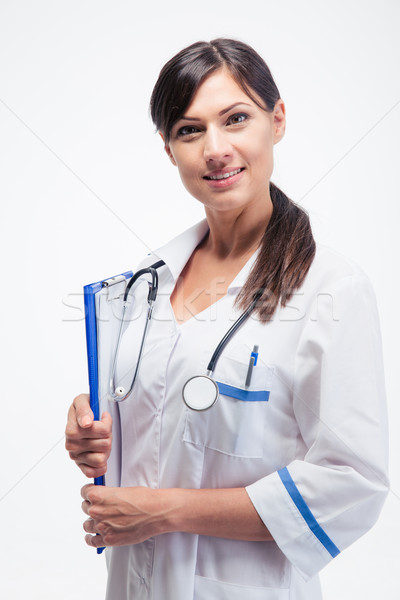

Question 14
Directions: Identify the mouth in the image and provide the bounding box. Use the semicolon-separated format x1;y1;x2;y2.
203;167;245;181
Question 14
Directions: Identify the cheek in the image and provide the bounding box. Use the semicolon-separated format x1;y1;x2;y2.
175;155;202;187
177;165;197;188
175;165;203;199
250;137;274;174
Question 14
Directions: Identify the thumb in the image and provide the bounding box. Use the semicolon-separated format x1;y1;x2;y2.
73;394;94;428
79;410;94;428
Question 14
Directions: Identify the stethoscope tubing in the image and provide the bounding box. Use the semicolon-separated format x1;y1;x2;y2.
109;261;262;406
206;289;263;373
109;260;165;402
109;299;155;401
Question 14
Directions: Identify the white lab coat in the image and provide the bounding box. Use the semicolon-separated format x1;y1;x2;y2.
102;219;388;600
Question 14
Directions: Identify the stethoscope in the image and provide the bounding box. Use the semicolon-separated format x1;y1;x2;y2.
109;260;261;411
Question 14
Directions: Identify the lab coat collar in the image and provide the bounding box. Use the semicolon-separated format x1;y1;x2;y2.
152;218;259;291
152;219;209;283
228;249;259;292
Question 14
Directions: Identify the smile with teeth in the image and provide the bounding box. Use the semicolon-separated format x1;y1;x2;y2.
204;168;244;180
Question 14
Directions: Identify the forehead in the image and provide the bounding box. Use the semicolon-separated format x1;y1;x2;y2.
184;68;260;116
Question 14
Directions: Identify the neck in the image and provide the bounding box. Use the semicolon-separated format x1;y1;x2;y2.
202;196;273;260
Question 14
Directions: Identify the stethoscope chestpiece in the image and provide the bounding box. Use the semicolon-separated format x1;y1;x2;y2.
182;375;219;411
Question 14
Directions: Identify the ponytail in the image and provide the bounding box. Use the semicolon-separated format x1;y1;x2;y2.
236;182;316;320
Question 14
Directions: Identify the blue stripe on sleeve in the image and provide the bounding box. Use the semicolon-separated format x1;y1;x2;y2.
216;382;270;402
278;466;340;558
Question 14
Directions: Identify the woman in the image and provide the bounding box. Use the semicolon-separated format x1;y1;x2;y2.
65;38;389;599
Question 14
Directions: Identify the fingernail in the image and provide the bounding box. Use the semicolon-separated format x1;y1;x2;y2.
81;415;91;427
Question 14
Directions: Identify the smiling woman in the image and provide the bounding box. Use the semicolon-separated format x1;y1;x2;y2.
66;38;389;600
151;40;316;322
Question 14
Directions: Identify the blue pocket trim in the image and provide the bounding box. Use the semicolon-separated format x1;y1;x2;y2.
216;382;270;402
278;467;340;558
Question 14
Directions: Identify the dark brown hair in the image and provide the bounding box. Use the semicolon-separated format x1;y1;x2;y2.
150;38;315;319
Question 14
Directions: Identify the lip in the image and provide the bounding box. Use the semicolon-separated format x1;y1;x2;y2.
203;167;245;188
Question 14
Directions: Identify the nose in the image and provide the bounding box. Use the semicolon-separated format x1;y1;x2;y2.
203;126;233;163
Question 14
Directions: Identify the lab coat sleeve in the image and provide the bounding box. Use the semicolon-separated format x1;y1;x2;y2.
246;272;389;580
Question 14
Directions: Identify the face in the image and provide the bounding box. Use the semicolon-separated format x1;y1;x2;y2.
163;68;285;217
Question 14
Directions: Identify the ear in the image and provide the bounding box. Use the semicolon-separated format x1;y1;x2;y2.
159;132;177;166
273;99;286;144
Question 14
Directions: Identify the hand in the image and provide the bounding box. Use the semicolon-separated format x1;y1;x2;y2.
81;485;170;548
80;484;273;549
65;394;112;478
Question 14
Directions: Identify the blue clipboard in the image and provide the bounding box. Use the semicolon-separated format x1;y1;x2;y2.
83;270;133;553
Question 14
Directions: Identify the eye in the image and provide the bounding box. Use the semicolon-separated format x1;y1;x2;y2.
176;125;200;138
227;112;249;126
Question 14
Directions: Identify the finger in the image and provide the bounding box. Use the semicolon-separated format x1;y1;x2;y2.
65;436;111;452
67;435;112;457
66;419;112;444
81;483;107;505
81;500;91;516
81;483;96;501
76;462;108;479
73;394;94;428
66;444;110;474
65;400;95;442
101;411;112;429
70;450;108;468
85;533;105;548
83;518;97;534
75;456;108;476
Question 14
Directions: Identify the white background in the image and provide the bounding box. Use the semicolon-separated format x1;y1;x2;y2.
0;1;399;598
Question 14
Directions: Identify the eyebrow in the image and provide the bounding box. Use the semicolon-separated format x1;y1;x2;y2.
180;102;252;121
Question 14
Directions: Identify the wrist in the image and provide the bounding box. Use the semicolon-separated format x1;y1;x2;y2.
153;487;230;536
151;488;183;537
152;487;272;541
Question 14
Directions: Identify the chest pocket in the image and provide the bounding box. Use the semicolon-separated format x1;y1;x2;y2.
183;352;274;458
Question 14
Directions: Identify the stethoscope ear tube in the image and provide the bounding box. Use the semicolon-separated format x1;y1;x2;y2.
124;267;159;302
110;261;165;402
